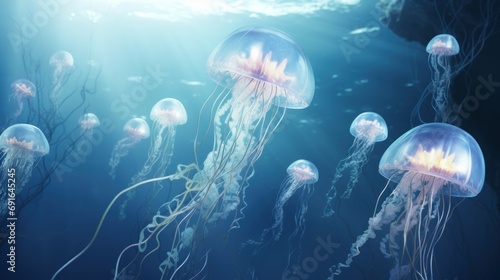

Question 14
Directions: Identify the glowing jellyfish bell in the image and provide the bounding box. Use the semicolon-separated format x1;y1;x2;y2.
123;117;150;140
151;98;187;127
287;159;319;184
0;124;49;164
50;50;74;70
0;124;49;216
207;25;315;110
426;34;460;56
10;79;36;118
379;122;483;197
109;117;150;179
329;123;485;280
324;112;388;217
79;113;100;137
350;112;388;144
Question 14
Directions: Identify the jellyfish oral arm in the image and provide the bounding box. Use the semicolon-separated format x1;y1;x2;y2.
329;184;406;279
109;137;141;179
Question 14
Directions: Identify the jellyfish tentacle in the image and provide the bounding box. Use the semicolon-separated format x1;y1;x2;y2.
51;171;183;280
109;137;139;179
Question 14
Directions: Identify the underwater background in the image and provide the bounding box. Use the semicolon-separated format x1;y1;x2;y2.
1;0;500;279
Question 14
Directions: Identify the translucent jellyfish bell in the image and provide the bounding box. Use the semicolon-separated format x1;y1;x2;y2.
426;34;460;56
11;79;36;98
379;122;485;197
207;26;315;109
349;112;388;143
150;98;188;126
79;113;100;130
0;124;50;156
0;124;49;218
124;117;150;139
287;159;319;184
10;79;36;118
50;50;74;68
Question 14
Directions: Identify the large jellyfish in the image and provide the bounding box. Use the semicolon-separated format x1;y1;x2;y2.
10;79;36;119
329;123;485;280
413;34;459;123
130;98;187;184
51;26;315;280
49;50;74;107
0;124;49;219
324;112;387;217
78;113;100;138
109;117;150;179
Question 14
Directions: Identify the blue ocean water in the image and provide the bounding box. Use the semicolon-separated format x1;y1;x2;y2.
1;1;499;280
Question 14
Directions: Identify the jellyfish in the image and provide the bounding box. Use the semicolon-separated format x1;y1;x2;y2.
130;98;187;184
49;50;74;106
427;34;459;122
271;159;318;241
78;113;100;138
324;112;388;217
0;124;49;219
413;34;459;123
197;25;314;227
109;117;150;179
51;26;314;279
10;79;36;119
329;123;485;280
242;159;318;277
119;98;187;220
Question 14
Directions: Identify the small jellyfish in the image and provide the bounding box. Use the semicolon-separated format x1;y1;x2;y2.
109;117;150;179
414;34;459;123
329;123;485;280
10;79;36;118
271;159;318;241
427;34;459;122
0;124;49;218
243;159;318;272
324;112;387;217
119;98;187;220
49;50;74;106
130;98;187;184
78;113;100;138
